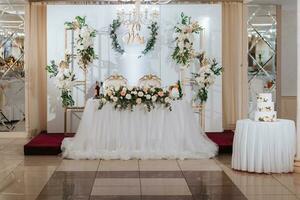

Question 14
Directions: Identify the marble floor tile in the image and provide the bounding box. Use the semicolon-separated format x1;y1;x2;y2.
21;156;62;167
177;159;222;171
189;185;244;196
0;167;54;195
97;171;139;178
247;195;299;200
273;173;300;186
141;185;191;196
40;179;94;196
238;185;293;195
142;196;193;200
140;178;187;186
51;171;96;179
139;160;180;171
183;171;234;186
99;160;138;171
56;160;100;171
140;171;183;178
94;178;140;186
90;195;141;200
0;194;38;200
36;195;89;200
91;186;141;196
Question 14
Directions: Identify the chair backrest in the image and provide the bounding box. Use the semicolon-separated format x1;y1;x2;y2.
104;74;128;89
138;74;161;88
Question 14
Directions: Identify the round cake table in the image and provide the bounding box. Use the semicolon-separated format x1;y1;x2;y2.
231;119;296;173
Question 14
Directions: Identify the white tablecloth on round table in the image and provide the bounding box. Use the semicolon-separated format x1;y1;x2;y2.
232;119;296;173
61;99;218;160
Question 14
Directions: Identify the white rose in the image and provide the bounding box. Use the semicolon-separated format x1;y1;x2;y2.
131;91;137;95
164;97;171;103
145;94;151;100
136;98;142;104
125;94;132;100
138;91;144;97
113;97;118;102
151;95;157;102
127;86;133;91
107;90;113;96
101;98;107;103
150;88;155;92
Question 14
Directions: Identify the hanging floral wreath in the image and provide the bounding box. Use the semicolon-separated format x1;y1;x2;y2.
172;13;202;68
64;16;97;70
109;18;159;58
110;18;125;54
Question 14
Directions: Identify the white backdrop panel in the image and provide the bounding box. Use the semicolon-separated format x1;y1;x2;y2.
47;4;222;133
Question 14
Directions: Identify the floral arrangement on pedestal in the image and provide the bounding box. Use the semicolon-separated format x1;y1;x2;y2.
191;53;222;104
46;60;76;107
64;16;97;70
172;13;202;68
97;81;183;112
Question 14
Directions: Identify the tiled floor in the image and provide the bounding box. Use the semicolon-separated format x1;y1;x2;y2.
0;139;299;199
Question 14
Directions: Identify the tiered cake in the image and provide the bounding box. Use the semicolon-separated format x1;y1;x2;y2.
254;93;277;122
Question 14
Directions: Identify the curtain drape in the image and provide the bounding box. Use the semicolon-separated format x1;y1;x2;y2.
222;2;248;130
25;3;47;136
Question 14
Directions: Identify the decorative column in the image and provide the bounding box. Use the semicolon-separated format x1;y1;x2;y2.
294;0;300;173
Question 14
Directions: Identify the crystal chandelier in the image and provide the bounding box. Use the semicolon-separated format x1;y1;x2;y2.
117;0;159;45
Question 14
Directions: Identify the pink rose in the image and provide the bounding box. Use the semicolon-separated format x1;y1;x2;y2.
158;91;164;97
120;90;126;96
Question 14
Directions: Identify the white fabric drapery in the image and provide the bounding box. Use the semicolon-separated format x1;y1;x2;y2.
222;2;248;130
24;3;47;135
62;99;218;160
232;119;296;173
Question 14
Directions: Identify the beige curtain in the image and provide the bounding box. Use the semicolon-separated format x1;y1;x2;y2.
25;3;47;136
222;2;248;130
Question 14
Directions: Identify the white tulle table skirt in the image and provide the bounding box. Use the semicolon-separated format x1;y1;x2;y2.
61;99;218;160
232;119;296;173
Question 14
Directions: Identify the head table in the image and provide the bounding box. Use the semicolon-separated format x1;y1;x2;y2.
61;98;218;160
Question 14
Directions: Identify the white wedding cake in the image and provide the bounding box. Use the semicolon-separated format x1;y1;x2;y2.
254;93;277;122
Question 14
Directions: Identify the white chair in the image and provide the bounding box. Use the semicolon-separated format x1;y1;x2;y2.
138;74;161;88
104;74;128;89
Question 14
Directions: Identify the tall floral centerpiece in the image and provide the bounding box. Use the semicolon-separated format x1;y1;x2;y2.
46;60;76;108
172;13;202;68
191;53;222;129
46;16;97;108
171;13;202;95
192;53;222;105
64;16;97;70
64;16;97;102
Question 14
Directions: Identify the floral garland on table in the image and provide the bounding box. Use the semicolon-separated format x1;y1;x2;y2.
191;54;222;104
64;16;97;70
97;81;183;112
172;13;203;68
46;60;76;108
109;18;159;57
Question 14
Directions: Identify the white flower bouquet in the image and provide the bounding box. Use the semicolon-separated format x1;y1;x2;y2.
46;60;76;107
64;16;97;70
191;57;222;104
172;13;202;68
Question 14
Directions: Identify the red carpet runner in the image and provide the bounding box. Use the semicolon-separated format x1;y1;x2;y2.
24;131;234;155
